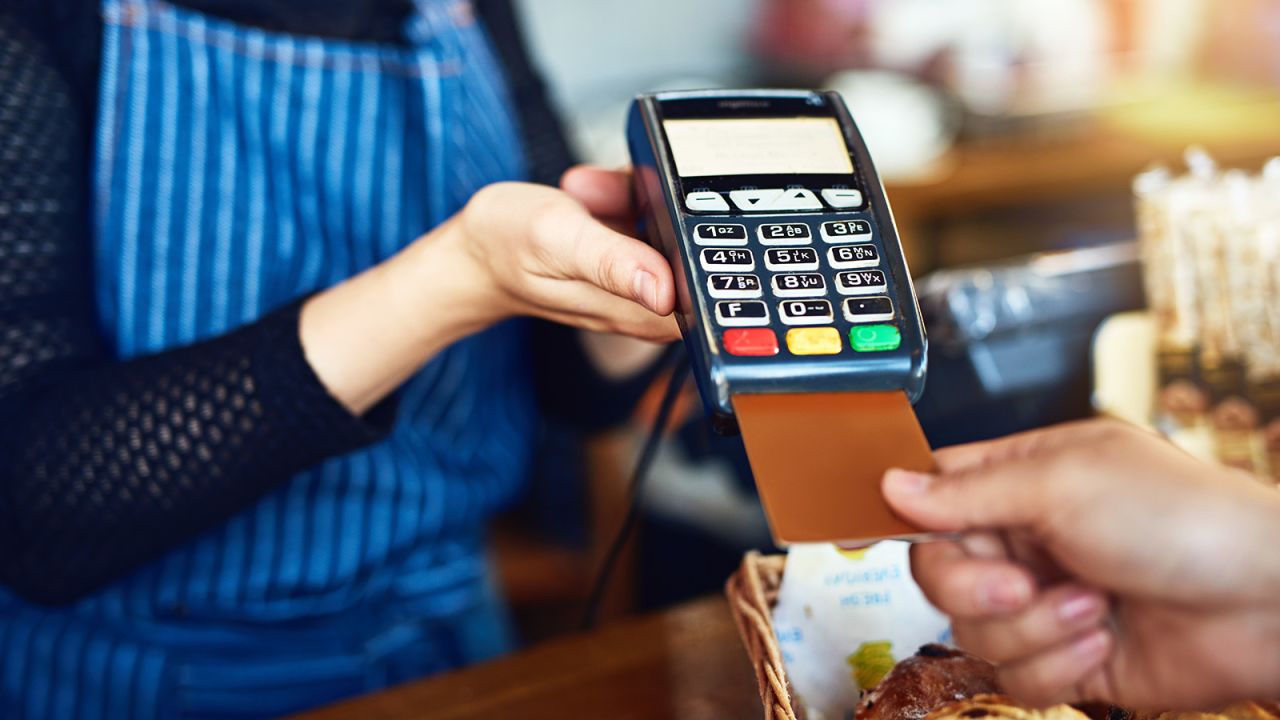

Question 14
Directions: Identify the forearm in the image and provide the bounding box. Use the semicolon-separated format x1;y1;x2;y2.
299;216;502;415
0;219;513;603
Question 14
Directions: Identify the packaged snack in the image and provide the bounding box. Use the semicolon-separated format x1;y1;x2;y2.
768;542;950;720
1134;150;1280;478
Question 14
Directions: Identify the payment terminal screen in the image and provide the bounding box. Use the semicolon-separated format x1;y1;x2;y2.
662;117;854;177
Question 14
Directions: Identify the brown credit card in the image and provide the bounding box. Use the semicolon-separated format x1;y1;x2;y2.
733;390;937;546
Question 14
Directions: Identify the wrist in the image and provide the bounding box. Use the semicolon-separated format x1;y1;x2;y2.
298;216;512;414
387;216;511;347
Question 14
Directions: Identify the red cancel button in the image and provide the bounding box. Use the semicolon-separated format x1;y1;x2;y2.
723;328;778;357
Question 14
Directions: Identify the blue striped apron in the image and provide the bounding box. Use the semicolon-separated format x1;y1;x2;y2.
0;0;537;717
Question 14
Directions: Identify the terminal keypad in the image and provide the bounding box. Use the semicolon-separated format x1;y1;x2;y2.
693;208;901;356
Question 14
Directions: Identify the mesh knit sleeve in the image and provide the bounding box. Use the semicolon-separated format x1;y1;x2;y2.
0;9;394;605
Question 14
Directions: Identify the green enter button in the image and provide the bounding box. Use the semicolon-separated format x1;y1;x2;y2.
850;324;901;352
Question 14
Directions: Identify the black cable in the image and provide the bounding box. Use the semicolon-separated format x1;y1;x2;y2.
580;352;690;630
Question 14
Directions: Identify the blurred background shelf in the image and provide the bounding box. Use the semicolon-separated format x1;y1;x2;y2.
893;95;1280;212
888;87;1280;268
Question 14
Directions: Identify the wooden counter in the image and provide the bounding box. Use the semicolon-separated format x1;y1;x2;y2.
291;597;761;720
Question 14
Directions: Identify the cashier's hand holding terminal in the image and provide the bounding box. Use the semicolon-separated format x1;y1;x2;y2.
302;166;678;413
884;419;1280;710
459;167;678;339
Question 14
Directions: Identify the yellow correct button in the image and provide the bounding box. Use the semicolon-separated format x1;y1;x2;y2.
786;327;842;355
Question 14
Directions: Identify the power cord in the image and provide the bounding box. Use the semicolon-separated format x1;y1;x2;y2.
580;353;690;630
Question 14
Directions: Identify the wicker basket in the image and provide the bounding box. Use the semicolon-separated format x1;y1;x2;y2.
725;551;802;720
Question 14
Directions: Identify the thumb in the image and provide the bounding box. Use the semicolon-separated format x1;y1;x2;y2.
555;209;675;316
882;459;1050;534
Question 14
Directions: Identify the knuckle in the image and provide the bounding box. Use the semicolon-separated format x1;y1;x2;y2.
920;573;963;615
998;662;1059;705
543;210;596;277
1091;417;1135;444
907;546;944;589
524;236;557;275
940;467;980;496
1038;443;1083;497
1040;423;1134;504
1002;615;1040;660
1076;667;1117;705
529;199;567;248
529;205;577;270
997;666;1044;703
466;181;511;220
1076;418;1145;461
1040;453;1074;489
1005;627;1055;665
931;445;967;469
595;249;627;292
465;183;495;212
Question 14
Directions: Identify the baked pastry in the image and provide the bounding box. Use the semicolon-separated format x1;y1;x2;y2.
1226;702;1280;720
856;644;1001;720
1074;703;1135;720
851;642;1279;720
925;694;1090;720
1132;703;1280;720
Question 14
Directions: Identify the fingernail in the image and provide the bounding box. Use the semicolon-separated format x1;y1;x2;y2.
1072;629;1111;662
981;574;1031;612
633;270;658;313
884;469;934;496
1057;591;1104;626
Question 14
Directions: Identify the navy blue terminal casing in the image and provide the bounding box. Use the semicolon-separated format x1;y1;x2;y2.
626;90;927;431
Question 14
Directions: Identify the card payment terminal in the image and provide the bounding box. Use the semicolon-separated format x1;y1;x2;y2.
627;90;936;545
